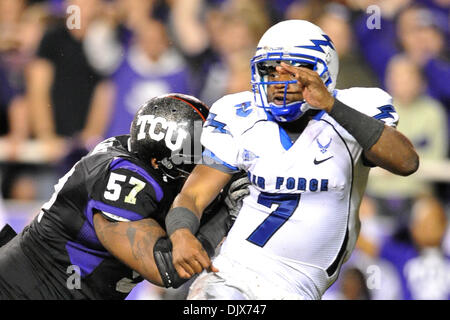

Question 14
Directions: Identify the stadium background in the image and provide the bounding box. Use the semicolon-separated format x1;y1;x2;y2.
0;0;449;300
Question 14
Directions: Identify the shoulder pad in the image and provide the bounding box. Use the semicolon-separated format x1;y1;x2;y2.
206;91;267;137
334;87;398;126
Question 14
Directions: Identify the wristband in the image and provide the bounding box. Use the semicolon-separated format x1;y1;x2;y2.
329;99;385;150
165;207;200;236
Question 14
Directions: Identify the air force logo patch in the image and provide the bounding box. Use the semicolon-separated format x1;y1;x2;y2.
242;149;259;163
314;138;334;165
317;138;332;154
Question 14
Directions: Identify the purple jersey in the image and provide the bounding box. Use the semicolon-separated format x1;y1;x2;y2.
380;238;450;300
105;46;192;138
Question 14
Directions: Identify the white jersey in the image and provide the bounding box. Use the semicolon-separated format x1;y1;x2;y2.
199;88;398;299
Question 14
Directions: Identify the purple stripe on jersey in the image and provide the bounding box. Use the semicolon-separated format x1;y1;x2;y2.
110;158;164;202
77;220;102;247
66;240;111;277
85;199;144;227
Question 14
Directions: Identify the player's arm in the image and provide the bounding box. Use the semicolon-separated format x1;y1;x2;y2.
93;213;166;286
89;164;169;286
327;98;419;176
167;164;233;279
279;63;419;176
360;124;418;176
94;169;247;288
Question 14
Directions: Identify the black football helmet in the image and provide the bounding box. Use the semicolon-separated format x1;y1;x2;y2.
129;93;210;180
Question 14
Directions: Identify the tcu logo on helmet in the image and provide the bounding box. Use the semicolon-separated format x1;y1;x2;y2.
136;115;188;151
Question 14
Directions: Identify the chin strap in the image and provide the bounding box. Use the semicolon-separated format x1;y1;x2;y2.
267;100;309;122
157;157;190;181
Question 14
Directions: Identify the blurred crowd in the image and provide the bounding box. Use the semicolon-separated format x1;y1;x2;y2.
0;0;449;300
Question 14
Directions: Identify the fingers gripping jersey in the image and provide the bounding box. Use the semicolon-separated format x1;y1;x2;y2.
5;136;174;299
201;89;398;299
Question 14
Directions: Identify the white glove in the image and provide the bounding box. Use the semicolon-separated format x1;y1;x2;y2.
223;174;251;220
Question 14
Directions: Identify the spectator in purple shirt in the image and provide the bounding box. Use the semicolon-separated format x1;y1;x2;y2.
354;4;450;107
104;18;192;138
358;195;450;300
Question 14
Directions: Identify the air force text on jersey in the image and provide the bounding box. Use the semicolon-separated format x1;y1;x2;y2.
248;171;329;192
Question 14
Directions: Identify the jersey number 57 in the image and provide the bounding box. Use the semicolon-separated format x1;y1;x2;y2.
104;173;146;205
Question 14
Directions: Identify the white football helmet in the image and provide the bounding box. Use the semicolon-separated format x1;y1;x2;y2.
251;20;339;122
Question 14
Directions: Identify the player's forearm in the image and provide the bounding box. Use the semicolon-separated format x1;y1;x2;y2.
364;125;419;176
170;164;233;219
164;166;232;278
93;213;166;286
328;99;419;176
166;167;231;237
171;192;203;220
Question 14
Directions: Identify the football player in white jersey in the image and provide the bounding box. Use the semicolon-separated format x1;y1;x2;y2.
163;20;419;300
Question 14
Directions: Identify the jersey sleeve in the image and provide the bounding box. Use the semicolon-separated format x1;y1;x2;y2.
89;158;163;222
335;87;399;128
201;96;241;173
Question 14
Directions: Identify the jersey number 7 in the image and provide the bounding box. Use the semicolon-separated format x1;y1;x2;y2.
247;193;301;247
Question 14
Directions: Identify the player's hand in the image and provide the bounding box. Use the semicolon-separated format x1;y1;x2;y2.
170;228;219;278
276;62;335;112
